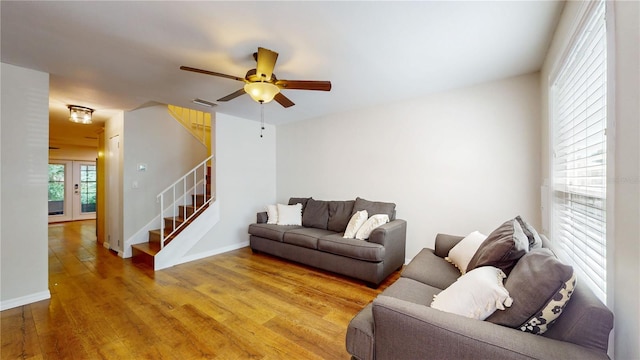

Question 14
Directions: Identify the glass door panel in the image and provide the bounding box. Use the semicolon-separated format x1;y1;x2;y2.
72;162;97;220
48;161;72;222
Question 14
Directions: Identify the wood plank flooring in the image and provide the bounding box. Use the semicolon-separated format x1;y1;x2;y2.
1;220;400;359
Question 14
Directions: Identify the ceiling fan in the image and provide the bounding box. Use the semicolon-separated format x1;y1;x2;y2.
180;47;332;108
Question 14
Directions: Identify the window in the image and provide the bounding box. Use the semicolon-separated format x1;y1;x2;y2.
550;0;607;302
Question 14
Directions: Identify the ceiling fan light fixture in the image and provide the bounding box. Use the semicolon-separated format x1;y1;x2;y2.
67;105;94;124
244;82;279;103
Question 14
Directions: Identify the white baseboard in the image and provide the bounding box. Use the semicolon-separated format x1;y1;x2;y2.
173;241;250;267
0;290;51;311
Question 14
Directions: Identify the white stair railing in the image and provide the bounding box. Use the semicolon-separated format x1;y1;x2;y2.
157;155;214;249
167;105;211;148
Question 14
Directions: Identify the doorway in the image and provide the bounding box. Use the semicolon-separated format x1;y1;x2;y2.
48;160;97;223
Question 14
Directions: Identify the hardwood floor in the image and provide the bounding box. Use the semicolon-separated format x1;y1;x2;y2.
1;220;400;359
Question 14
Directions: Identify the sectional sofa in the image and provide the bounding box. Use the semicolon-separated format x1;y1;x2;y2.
248;197;407;287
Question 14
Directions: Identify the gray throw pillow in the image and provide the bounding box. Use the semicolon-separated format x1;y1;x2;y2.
302;199;329;230
487;248;575;333
288;197;311;212
352;197;396;220
515;215;543;250
327;200;355;232
466;218;529;275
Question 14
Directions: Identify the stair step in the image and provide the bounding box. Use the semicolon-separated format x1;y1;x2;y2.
148;228;173;244
163;216;186;232
191;194;211;207
132;199;212;269
131;243;159;268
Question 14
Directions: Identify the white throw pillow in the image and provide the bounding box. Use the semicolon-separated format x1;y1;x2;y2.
445;231;487;274
355;214;389;240
430;266;513;320
266;204;278;224
343;210;369;238
276;203;302;225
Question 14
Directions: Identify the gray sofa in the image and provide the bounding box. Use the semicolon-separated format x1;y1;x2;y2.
347;233;614;360
248;197;407;287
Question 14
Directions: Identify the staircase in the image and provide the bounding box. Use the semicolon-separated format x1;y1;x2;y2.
131;156;214;269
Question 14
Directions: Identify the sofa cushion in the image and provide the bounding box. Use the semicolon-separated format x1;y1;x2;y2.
327;200;355;232
466;218;529;275
382;277;441;306
343;210;368;239
302;199;329;229
282;228;334;249
487;248;575;330
248;223;303;242
431;266;512;320
445;231;487;274
288;197;311;212
355;214;389;240
352;197;396;220
401;248;460;290
318;233;385;262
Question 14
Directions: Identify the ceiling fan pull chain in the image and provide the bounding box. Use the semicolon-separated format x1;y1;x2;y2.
260;101;265;138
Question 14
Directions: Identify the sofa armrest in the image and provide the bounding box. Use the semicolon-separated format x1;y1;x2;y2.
256;211;268;224
372;296;609;360
434;233;465;258
368;219;407;247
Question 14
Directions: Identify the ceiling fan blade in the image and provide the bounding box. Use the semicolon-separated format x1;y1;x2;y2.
180;66;245;82
275;80;332;91
217;88;246;102
274;93;295;108
256;47;278;81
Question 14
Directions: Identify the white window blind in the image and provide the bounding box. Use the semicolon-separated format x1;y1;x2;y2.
551;0;607;302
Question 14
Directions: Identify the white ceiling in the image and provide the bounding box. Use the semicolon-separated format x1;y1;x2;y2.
1;1;563;146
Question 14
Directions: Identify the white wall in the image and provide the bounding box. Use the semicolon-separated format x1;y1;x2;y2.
122;104;208;243
276;73;541;259
610;2;640;358
185;113;276;257
541;2;640;358
0;63;51;310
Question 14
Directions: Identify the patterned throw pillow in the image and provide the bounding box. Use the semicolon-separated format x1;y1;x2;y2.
519;272;577;335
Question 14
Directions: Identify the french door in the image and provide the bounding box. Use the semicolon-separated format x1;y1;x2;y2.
48;160;97;222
